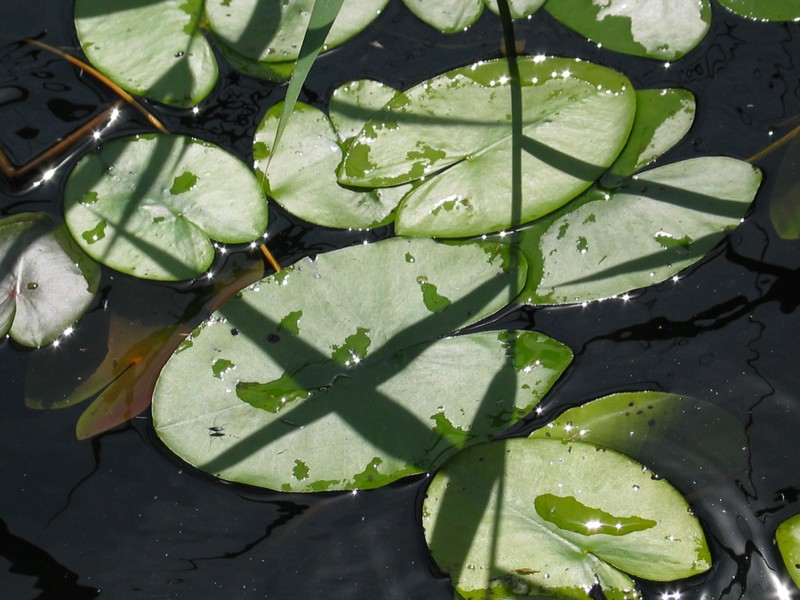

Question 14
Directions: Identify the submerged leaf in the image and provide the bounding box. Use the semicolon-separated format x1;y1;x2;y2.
153;237;572;491
64;134;268;281
340;56;635;238
545;0;711;60
517;156;761;304
74;0;217;107
423;438;711;599
0;213;100;347
530;392;750;485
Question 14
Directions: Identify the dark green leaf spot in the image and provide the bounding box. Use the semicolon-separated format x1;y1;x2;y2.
211;358;235;379
331;327;372;366
81;220;107;244
534;493;657;536
417;276;451;312
170;171;199;195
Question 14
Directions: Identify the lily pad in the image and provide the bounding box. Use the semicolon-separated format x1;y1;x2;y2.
518;156;762;304
0;213;100;348
339;56;636;238
402;0;545;33
776;514;800;589
423;438;711;599
152;237;573;491
74;0;217;107
401;0;485;32
716;0;800;21
63;134;268;281
545;0;711;60
603;88;696;184
530;392;750;484
254;82;403;229
205;0;388;64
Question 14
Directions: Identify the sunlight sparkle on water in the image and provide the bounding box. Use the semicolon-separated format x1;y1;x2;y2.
770;573;794;600
585;520;602;531
660;592;682;600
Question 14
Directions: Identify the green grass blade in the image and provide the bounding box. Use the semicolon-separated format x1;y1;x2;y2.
267;0;345;168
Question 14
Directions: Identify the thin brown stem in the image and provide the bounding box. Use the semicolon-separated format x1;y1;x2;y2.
0;100;124;180
747;124;800;163
259;243;282;272
21;37;169;134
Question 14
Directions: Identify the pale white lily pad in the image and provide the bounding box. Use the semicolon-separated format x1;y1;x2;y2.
0;213;100;348
254;80;404;229
74;0;217;107
205;0;388;63
340;56;636;238
64;134;268;281
545;0;711;60
423;438;711;599
152;237;572;491
518;156;761;304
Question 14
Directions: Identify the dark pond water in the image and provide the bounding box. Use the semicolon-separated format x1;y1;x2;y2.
2;1;800;599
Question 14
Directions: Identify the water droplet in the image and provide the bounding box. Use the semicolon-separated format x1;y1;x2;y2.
174;51;185;58
26;282;38;290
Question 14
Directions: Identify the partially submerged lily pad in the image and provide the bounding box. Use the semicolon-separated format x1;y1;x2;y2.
64;134;268;281
423;438;711;599
74;0;217;107
545;0;711;60
153;237;572;491
0;213;100;347
340;56;636;238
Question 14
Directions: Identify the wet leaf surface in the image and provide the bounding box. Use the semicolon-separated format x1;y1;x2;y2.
152;237;572;491
423;437;711;599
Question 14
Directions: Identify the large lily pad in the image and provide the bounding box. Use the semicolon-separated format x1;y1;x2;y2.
254;80;404;229
716;0;800;21
63;134;268;281
545;0;711;60
423;438;711;599
74;0;217;107
518;156;762;304
152;237;573;491
205;0;387;64
776;514;800;589
339;56;636;238
0;213;100;348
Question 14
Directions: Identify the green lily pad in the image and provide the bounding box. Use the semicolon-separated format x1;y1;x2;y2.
254;82;403;229
530;392;749;484
777;514;800;589
0;213;100;348
423;438;711;599
483;0;546;19
517;156;761;304
402;0;485;32
63;134;268;281
716;0;800;21
339;56;636;238
402;0;545;33
205;0;388;64
74;0;217;107
604;88;696;184
545;0;711;60
152;237;572;491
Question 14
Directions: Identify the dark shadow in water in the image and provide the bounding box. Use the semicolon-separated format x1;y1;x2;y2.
0;518;99;599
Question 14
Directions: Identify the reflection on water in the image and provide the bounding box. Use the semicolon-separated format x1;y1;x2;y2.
2;0;800;598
